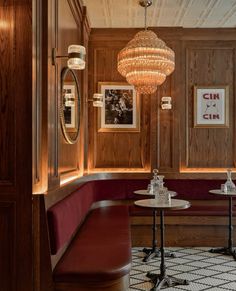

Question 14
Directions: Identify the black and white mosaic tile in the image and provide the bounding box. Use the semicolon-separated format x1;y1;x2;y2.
129;247;236;291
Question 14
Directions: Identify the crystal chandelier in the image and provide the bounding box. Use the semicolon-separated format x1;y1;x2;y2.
117;0;175;94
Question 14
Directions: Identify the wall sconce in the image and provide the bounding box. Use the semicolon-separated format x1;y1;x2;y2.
88;93;103;107
161;96;172;110
52;45;86;70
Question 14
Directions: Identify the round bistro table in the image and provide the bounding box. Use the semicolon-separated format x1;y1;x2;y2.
134;190;177;262
134;198;190;291
209;189;236;260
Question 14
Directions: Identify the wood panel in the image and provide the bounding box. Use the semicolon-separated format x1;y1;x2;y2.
0;1;33;291
185;43;235;169
131;215;236;247
58;0;81;175
88;29;182;173
33;0;48;194
80;6;90;172
47;0;90;188
48;0;59;189
88;43;150;171
0;0;15;187
157;40;181;172
15;0;33;289
0;202;15;291
33;195;53;291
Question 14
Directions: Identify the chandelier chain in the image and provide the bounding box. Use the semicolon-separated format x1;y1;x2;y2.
145;5;147;30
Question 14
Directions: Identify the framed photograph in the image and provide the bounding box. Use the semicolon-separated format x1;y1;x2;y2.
62;82;78;132
194;85;229;128
98;82;140;132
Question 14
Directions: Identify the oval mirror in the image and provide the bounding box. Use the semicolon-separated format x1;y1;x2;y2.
60;67;80;144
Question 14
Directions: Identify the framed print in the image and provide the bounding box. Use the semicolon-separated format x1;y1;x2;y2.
98;82;140;132
194;85;229;128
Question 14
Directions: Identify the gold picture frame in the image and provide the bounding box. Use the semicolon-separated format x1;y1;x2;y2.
194;85;229;128
98;82;140;132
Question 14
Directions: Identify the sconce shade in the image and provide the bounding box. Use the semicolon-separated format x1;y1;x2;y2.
93;93;103;107
117;30;175;94
161;96;172;110
67;45;86;70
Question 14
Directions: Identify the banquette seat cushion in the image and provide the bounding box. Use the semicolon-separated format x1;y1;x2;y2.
53;205;131;283
47;182;132;290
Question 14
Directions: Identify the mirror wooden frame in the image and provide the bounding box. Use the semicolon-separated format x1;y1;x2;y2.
60;67;81;144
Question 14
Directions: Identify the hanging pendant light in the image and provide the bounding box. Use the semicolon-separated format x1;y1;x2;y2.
117;0;175;94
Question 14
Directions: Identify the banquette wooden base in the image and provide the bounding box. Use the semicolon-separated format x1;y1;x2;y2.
131;215;236;247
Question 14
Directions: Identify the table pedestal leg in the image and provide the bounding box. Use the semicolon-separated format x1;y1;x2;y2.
146;210;189;290
209;196;236;261
142;209;175;262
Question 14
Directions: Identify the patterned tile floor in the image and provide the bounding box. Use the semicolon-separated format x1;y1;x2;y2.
130;247;236;291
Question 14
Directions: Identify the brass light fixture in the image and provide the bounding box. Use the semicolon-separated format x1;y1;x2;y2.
52;45;86;70
161;96;172;110
88;93;104;107
117;0;175;94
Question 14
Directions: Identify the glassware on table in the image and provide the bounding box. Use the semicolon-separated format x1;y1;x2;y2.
148;169;159;195
148;170;171;204
147;183;153;194
159;186;171;205
224;169;236;193
157;175;164;189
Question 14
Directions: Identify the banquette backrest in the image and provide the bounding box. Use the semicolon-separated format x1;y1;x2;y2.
47;178;227;255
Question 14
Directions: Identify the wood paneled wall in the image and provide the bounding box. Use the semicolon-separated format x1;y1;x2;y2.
0;1;33;290
185;43;235;169
45;0;90;190
32;1;90;290
88;28;236;178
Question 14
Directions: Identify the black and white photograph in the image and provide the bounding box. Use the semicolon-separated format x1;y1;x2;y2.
98;82;140;132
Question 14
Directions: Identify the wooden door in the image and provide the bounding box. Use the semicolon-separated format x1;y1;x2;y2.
0;1;33;290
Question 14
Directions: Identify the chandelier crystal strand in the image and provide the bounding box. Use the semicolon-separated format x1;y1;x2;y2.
117;2;175;94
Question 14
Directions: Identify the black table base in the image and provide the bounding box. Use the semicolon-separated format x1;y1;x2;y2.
147;272;189;291
209;196;236;261
209;247;236;260
142;247;175;262
142;209;175;262
147;210;189;290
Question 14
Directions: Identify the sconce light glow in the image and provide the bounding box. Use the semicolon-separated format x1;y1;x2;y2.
161;96;172;110
93;93;103;107
0;20;9;30
67;45;86;70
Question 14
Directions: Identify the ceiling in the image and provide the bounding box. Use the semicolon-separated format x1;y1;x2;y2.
82;0;236;28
